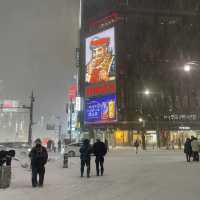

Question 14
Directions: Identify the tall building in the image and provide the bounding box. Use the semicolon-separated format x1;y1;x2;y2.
79;0;200;146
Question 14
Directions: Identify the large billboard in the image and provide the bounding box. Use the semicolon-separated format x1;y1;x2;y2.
84;27;117;124
85;27;116;85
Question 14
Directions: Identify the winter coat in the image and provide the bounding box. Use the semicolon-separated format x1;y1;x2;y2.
134;140;139;147
191;140;199;152
93;141;107;157
79;143;92;161
29;145;48;167
184;141;192;154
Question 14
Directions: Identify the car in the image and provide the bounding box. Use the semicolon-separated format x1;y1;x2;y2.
64;142;83;157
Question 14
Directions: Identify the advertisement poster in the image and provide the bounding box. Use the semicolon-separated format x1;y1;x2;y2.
85;27;116;84
84;94;116;124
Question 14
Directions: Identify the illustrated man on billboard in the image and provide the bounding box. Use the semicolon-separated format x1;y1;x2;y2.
86;37;115;84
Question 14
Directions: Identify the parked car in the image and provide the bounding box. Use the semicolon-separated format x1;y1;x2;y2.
63;142;83;157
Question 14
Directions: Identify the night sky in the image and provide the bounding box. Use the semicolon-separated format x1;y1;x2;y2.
0;0;79;121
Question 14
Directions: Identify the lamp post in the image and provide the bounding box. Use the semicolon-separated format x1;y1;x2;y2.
138;89;150;150
138;117;146;150
183;63;193;113
139;88;162;149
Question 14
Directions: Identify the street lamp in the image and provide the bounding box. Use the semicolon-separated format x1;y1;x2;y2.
140;88;161;149
184;64;191;72
144;89;150;96
138;117;143;123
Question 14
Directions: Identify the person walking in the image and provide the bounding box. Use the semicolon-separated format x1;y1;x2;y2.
191;137;199;162
171;140;175;150
184;138;192;162
29;138;48;187
134;139;140;154
79;139;92;178
93;139;107;176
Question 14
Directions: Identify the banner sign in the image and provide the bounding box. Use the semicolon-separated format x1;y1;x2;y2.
68;84;77;101
84;94;116;124
85;81;116;97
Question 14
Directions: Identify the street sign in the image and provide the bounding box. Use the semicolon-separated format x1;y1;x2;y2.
68;84;77;100
75;97;82;111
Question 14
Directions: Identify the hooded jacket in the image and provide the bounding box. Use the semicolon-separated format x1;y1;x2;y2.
93;141;107;157
79;140;92;161
29;144;48;167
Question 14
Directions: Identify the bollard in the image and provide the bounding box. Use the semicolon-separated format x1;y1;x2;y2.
63;153;68;168
0;166;11;189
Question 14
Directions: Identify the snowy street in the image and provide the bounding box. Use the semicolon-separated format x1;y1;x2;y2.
1;149;200;200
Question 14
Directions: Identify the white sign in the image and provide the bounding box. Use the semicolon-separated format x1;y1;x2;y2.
75;97;82;111
179;126;191;130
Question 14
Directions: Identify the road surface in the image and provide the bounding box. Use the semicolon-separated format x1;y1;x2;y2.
1;149;200;200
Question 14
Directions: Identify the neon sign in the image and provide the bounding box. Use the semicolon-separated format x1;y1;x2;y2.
85;81;116;97
85;94;116;124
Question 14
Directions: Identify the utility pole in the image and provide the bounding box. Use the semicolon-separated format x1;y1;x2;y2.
69;99;72;143
58;124;62;141
28;91;35;146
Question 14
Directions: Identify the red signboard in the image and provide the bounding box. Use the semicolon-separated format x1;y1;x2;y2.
85;81;116;97
68;84;77;100
88;12;120;29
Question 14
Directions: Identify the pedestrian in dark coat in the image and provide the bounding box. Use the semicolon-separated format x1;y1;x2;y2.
184;138;192;162
93;139;107;176
79;139;92;178
134;139;140;154
29;138;48;187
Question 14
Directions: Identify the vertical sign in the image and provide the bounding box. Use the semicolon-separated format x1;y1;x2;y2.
84;27;117;124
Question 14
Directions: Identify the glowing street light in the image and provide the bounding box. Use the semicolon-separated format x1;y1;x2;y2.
184;64;191;72
144;89;150;96
138;117;143;123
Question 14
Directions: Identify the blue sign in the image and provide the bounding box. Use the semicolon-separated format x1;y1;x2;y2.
84;94;116;124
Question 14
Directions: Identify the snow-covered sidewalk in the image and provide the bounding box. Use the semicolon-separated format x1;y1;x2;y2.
1;150;200;200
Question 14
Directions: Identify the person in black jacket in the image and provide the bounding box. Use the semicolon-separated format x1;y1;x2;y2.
0;150;15;166
184;138;192;162
79;139;92;178
29;138;48;187
93;139;107;176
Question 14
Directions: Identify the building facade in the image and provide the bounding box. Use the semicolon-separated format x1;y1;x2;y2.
79;0;200;147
